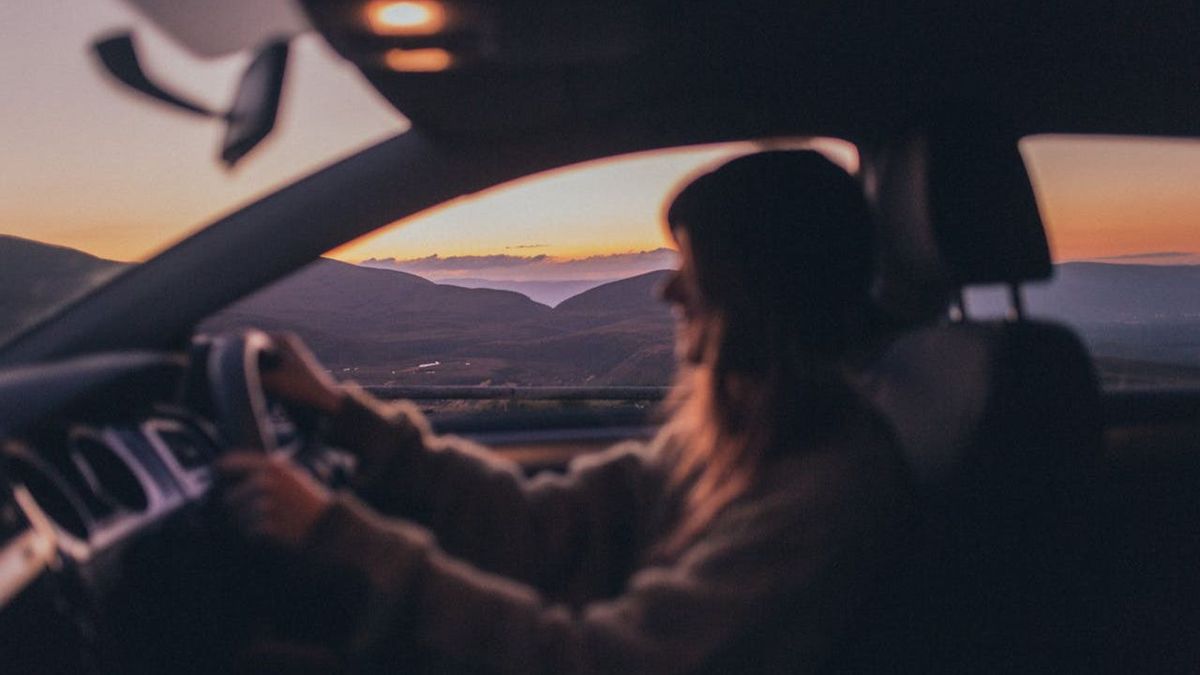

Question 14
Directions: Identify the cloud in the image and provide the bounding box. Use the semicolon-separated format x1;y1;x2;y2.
1078;251;1200;265
360;248;678;281
1091;251;1194;261
505;244;548;250
363;254;548;272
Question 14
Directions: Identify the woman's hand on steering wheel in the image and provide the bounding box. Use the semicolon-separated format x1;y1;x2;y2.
216;451;333;549
261;333;347;416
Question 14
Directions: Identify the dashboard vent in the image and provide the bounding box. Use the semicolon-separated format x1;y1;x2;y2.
155;428;214;471
0;490;30;548
69;434;149;514
4;451;91;541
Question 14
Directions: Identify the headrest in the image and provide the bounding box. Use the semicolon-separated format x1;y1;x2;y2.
927;118;1052;285
871;114;1052;307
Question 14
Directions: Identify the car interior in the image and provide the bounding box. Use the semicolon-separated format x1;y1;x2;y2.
2;1;1200;673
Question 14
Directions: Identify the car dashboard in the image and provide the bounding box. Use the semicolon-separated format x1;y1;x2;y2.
1;353;219;577
0;351;286;673
0;346;647;673
6;408;216;560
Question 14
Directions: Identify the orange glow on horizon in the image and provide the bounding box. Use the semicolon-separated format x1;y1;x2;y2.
10;123;1200;270
1038;184;1200;259
1021;135;1200;263
329;138;858;264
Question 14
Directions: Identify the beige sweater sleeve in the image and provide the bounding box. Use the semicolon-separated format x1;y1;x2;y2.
304;433;912;674
324;385;669;593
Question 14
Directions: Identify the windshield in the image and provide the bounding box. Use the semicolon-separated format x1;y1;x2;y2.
0;1;404;346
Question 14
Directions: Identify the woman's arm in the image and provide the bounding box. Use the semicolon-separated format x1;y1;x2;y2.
260;334;667;588
322;386;668;590
303;440;913;674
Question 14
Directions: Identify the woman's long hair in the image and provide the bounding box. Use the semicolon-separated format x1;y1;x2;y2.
659;150;880;553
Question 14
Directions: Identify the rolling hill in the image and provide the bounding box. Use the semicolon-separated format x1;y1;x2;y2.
0;235;128;342
556;270;671;316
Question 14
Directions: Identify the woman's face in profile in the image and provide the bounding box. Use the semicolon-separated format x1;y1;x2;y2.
660;228;709;365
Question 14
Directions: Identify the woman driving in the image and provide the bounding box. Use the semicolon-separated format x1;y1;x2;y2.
217;150;914;674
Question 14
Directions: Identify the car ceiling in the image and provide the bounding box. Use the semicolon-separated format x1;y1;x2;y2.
115;0;1200;140
297;0;1200;141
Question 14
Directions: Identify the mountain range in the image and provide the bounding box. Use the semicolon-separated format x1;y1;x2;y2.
7;235;1200;386
967;263;1200;323
200;260;675;386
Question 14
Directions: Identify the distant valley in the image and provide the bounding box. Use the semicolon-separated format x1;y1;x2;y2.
426;278;614;306
359;248;678;307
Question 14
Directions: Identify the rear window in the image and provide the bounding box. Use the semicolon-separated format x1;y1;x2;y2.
976;135;1200;390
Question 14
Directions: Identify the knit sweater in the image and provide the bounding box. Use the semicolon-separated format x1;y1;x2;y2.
303;386;914;674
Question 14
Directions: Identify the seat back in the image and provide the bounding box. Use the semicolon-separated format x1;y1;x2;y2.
828;120;1103;673
841;321;1101;673
872;321;1100;494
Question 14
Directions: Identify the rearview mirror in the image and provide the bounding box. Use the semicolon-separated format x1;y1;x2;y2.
92;32;290;168
220;39;289;167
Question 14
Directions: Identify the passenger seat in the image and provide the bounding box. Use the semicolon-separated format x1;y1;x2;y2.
831;125;1104;674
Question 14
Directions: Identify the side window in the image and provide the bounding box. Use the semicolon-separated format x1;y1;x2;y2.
200;139;858;418
973;135;1200;390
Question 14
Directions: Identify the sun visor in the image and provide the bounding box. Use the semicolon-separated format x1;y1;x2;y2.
926;118;1052;286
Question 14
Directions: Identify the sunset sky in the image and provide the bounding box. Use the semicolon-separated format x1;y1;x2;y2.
1021;135;1200;263
2;2;1199;270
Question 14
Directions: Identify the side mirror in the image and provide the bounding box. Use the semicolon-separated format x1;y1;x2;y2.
92;32;290;168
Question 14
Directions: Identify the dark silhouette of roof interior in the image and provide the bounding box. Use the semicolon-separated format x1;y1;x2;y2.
299;0;1200;140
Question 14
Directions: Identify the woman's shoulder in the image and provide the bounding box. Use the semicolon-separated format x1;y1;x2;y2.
744;415;912;528
677;424;913;597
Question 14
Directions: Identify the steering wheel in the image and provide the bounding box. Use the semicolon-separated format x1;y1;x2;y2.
201;330;349;485
205;330;281;452
195;331;356;647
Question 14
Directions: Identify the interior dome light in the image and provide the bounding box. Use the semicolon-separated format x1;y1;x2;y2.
384;47;454;72
366;1;448;36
